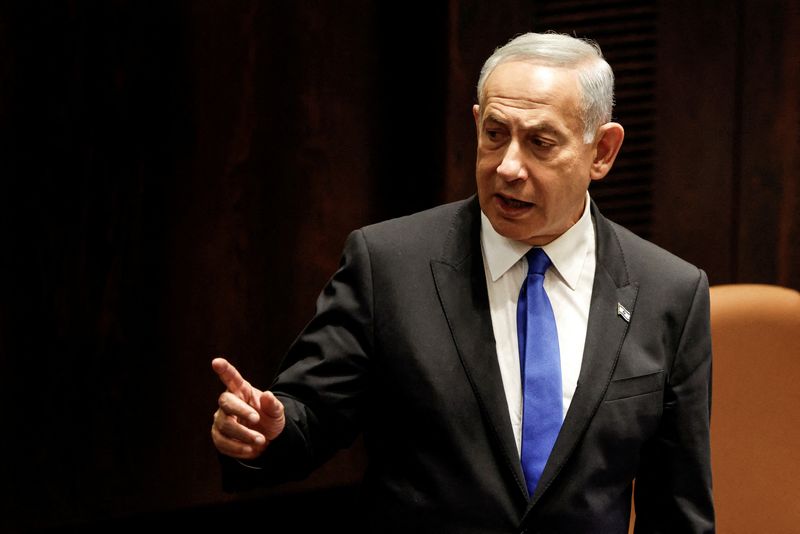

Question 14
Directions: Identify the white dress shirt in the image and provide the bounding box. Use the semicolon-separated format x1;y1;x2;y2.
480;193;596;454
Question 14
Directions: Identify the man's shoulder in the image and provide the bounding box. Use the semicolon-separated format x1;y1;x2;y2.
600;214;704;286
357;196;477;251
364;196;475;231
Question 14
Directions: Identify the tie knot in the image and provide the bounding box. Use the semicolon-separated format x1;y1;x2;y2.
525;248;551;276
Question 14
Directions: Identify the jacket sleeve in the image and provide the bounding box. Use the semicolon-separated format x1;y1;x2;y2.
221;229;374;490
633;269;715;533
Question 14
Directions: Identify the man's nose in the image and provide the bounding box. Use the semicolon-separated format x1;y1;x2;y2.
496;140;528;181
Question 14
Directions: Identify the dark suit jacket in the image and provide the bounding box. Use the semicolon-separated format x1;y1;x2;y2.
226;197;714;533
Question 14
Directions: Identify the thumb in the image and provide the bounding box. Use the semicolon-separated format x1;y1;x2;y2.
258;391;286;441
259;391;284;419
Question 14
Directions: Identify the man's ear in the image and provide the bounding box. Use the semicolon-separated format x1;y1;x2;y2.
472;104;481;132
589;122;625;181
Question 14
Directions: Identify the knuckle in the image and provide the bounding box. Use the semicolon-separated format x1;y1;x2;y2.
219;415;236;435
218;392;239;414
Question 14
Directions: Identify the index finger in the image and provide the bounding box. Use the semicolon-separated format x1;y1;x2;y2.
211;357;247;393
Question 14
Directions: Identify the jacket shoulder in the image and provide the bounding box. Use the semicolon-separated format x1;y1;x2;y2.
604;217;704;289
357;197;476;256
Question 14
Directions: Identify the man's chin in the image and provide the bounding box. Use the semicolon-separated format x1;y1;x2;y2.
491;217;562;246
491;217;536;242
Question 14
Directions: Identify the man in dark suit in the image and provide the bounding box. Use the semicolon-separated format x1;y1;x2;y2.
211;32;715;533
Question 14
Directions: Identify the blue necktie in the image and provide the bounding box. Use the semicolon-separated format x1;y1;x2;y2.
517;248;562;497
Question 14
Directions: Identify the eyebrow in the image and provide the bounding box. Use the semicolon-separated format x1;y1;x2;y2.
483;113;508;127
483;113;561;137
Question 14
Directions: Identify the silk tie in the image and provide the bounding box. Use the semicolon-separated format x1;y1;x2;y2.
517;248;562;497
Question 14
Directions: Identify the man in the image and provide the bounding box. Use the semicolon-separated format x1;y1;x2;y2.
211;32;715;533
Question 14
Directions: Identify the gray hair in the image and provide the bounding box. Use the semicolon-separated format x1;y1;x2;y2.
476;32;615;143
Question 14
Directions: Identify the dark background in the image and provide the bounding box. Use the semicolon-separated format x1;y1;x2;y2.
1;1;797;532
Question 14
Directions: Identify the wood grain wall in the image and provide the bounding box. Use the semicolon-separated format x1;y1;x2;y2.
653;0;800;290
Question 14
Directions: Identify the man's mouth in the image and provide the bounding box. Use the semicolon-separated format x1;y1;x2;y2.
496;194;533;210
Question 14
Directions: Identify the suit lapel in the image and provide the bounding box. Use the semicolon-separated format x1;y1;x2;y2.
430;198;530;501
528;203;639;508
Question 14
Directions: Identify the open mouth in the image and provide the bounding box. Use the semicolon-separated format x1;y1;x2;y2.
497;194;533;210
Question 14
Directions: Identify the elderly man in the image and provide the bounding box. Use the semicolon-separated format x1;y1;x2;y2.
211;32;715;533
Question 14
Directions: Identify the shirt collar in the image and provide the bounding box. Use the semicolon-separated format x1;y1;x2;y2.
480;192;594;290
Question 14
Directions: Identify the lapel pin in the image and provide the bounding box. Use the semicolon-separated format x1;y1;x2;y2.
617;303;631;323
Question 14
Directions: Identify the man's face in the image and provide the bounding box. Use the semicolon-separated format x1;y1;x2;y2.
474;61;601;246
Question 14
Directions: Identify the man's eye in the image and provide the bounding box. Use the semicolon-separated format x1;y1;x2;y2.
532;138;554;148
486;129;504;141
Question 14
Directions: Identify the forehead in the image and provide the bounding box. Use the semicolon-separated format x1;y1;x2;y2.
481;61;582;119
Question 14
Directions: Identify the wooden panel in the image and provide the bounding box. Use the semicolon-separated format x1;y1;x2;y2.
736;0;800;289
653;0;800;290
372;3;449;217
652;0;739;284
0;1;379;530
